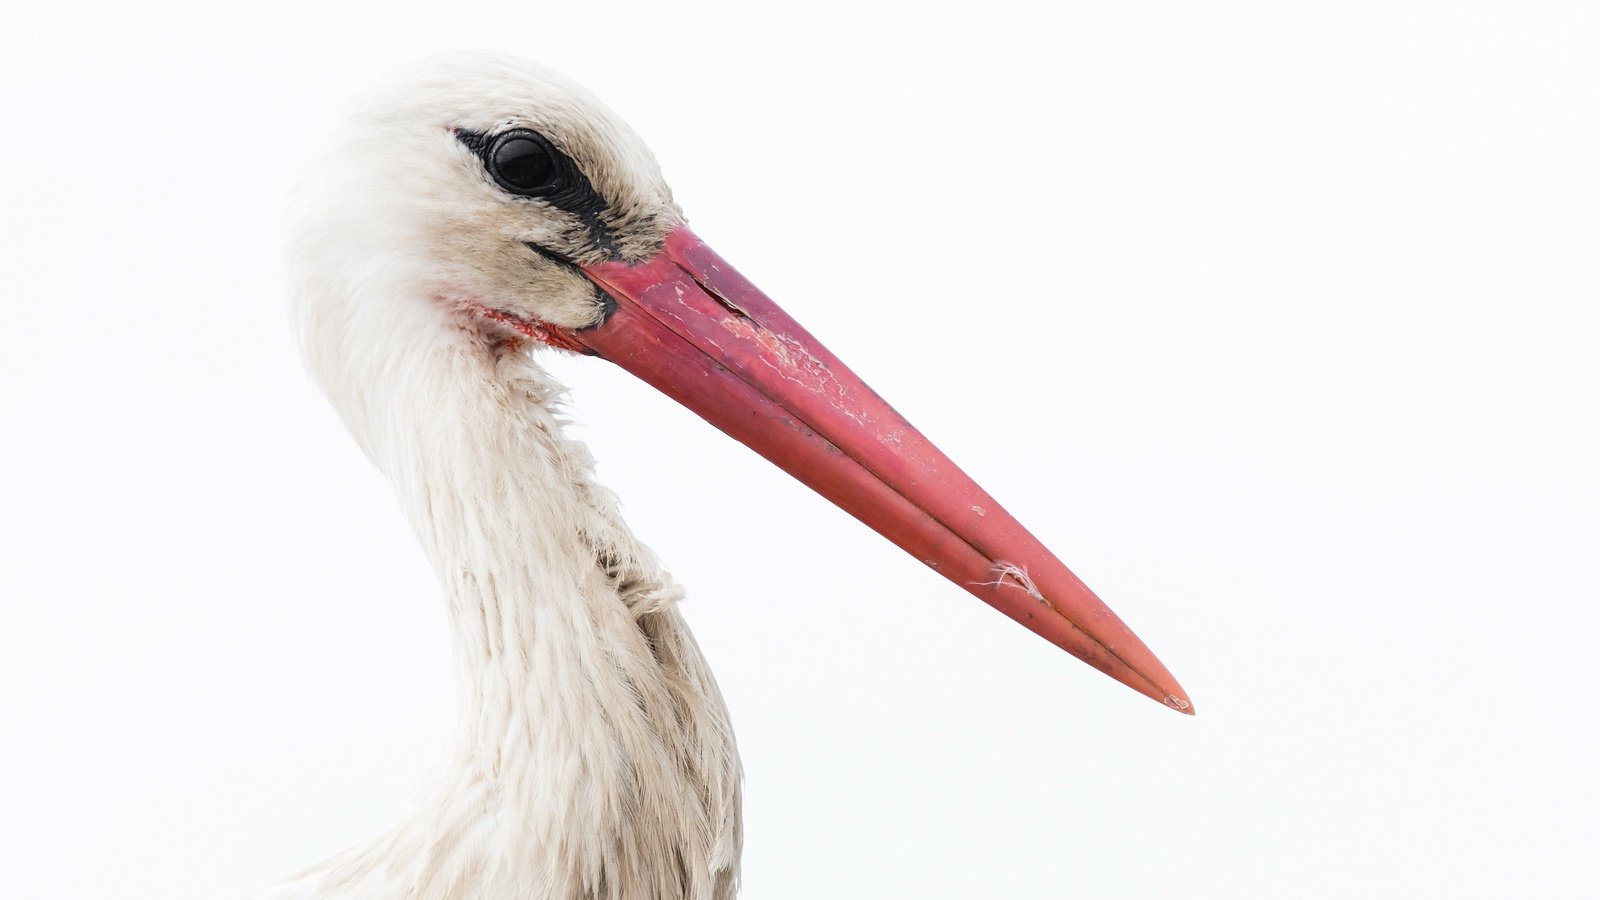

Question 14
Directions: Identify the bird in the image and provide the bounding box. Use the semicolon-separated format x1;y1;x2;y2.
262;52;1191;900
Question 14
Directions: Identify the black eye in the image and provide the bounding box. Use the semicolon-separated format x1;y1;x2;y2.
490;132;559;195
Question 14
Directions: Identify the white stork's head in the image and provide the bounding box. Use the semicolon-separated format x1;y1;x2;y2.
287;54;678;350
286;52;1192;715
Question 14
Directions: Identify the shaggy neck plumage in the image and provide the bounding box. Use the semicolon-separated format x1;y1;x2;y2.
270;274;742;900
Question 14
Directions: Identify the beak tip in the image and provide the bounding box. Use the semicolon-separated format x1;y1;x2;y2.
1162;691;1196;715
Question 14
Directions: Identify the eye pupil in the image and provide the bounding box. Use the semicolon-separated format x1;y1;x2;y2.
492;135;557;193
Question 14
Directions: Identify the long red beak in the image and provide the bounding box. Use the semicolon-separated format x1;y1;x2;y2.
568;227;1191;714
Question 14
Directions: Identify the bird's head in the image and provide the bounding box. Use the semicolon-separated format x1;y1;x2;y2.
288;53;679;345
288;52;1193;715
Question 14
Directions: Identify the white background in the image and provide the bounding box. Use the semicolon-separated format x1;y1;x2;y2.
2;2;1596;898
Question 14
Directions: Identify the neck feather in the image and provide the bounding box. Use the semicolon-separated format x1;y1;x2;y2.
275;277;742;900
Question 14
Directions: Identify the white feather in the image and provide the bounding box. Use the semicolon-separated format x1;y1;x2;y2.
260;53;741;900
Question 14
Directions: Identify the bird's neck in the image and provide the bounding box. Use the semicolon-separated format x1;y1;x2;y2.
288;284;741;899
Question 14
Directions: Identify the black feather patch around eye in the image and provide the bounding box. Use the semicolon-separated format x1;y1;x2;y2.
455;127;616;256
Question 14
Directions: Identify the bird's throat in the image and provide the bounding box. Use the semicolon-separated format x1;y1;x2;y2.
321;325;743;898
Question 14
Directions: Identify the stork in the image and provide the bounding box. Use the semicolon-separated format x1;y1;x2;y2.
262;52;1191;900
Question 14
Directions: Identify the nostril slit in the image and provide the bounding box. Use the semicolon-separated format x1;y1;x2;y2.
697;277;748;318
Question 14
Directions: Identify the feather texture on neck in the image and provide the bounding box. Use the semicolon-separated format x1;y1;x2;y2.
263;269;742;900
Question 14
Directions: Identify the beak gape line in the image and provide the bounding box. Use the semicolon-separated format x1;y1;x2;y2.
512;225;1196;714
